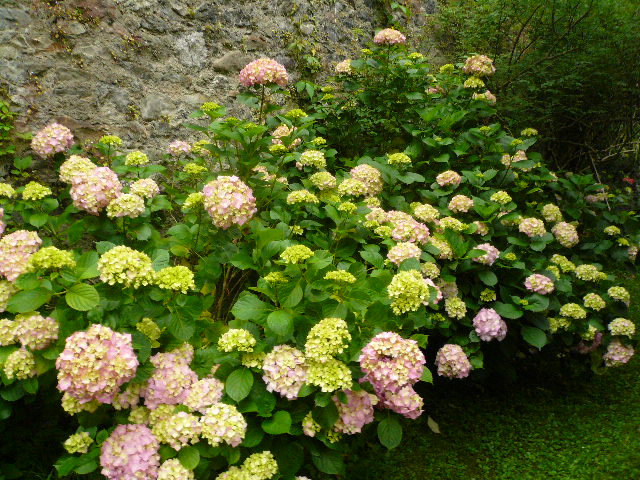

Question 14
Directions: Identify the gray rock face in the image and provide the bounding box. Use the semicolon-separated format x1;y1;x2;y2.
0;0;438;155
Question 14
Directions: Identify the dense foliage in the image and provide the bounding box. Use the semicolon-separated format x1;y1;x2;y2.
0;29;637;479
427;0;640;173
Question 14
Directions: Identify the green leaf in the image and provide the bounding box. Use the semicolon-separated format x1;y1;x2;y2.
7;288;51;313
273;441;304;475
521;326;547;349
267;310;294;337
360;246;384;268
232;292;271;323
313;402;339;430
225;368;254;402
134;224;153;241
493;302;523;319
76;251;99;279
262;410;292;434
168;312;196;341
65;284;100;311
312;449;345;475
420;367;433;383
178;446;200;470
427;416;441;434
29;212;49;227
281;283;303;308
95;241;116;254
378;416;403;449
478;270;498;286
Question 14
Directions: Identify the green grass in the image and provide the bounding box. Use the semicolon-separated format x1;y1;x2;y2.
351;273;640;480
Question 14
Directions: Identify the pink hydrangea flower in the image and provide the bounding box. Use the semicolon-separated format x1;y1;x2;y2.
239;58;288;87
518;218;546;237
167;140;192;156
70;167;122;215
262;345;307;399
462;55;496;76
56;324;138;404
100;424;160;480
435;170;462;187
472;308;507;341
448;195;474;213
472;243;500;266
333;390;377;434
31;123;74;158
373;28;406;45
350;164;384;196
0;230;42;281
203;176;257;229
435;344;472;379
524;274;555;295
377;385;423;419
552;221;579;247
387;242;422;266
142;349;198;409
603;339;634;367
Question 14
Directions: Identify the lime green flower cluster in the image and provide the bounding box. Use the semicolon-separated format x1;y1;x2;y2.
490;191;512;205
63;432;93;454
100;135;123;147
604;225;621;236
106;193;145;218
22;181;52;201
183;163;208;175
307;358;352;392
551;254;576;272
280;245;314;264
136;317;162;347
183;192;204;210
413;203;440;222
305;317;351;362
574;264;607;282
154;266;195;294
464;76;485;89
287;189;319;205
218;328;256;353
241;351;266;368
61;393;99;415
549;317;571;333
387;152;412;166
445;297;467;319
269;144;288;155
583;293;606;311
285;108;307;119
608;318;635;338
263;272;289;284
324;270;356;283
98;246;155;288
608;286;630;304
26;246;75;271
520;128;538;137
421;262;440;279
559;303;587;319
192;139;212;156
200;102;222;115
541;203;563;223
124;150;149;166
338;202;357;214
480;288;496;302
3;348;36;380
388;270;431;314
0;183;16;198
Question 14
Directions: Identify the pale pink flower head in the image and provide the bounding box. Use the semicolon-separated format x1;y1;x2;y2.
448;194;474;213
31;123;74;158
332;390;377;434
603;339;634;367
436;170;462;187
56;324;138;404
167;140;192;157
552;221;579;248
70;167;122;215
473;308;507;341
202;176;257;229
239;58;288;87
387;242;422;266
524;274;555;295
435;344;472;379
351;164;384;196
262;345;307;400
462;55;496;77
142;349;198;409
100;424;160;480
378;385;423;419
472;243;500;266
374;28;407;45
518;217;546;238
0;230;42;282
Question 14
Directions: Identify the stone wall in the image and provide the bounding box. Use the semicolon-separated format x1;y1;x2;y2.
0;0;437;155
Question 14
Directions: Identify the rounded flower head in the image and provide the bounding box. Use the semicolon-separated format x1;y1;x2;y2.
608;286;630;305
262;345;307;399
307;358;353;392
239;58;288;87
472;90;496;104
106;193;145;219
333;390;376;434
124;150;149;166
608;318;635;338
462;55;496;76
388;270;436;314
0;318;15;346
519;218;546;237
26;246;75;272
154;266;195;294
305;317;351;362
448;195;473;213
100;424;160;480
100;135;123;147
0;183;16;198
70;167;122;214
541;204;563;223
272;124;301;148
490;191;512;205
200;403;247;447
390;218;430;244
183;192;204;210
335;59;353;74
184;378;224;413
350;164;384;196
4;347;36;380
436;170;462;187
387;242;422;266
203;176;257;229
309;171;337;190
574;264;606;282
378;385;423;419
552;222;579;247
56;324;138;404
22;181;52;201
98;246;154;289
152;411;201;450
359;332;425;393
31;123;74;157
603;340;634;367
241;451;279;479
387;152;412;166
413;203;441;222
551;254;576;272
167;140;191;157
472;243;500;266
64;432;93;454
583;293;606;311
280;245;314;264
604;225;621;236
524;274;554;295
158;459;194;480
14;312;58;350
473;308;507;341
464;76;485;89
130;178;160;199
0;230;42;282
435;344;472;379
287;189;320;205
218;328;256;353
143;347;198;409
374;28;406;45
338;178;367;197
444;297;467;319
559;303;587;319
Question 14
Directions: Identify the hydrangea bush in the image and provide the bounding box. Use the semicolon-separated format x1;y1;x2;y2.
0;28;637;479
